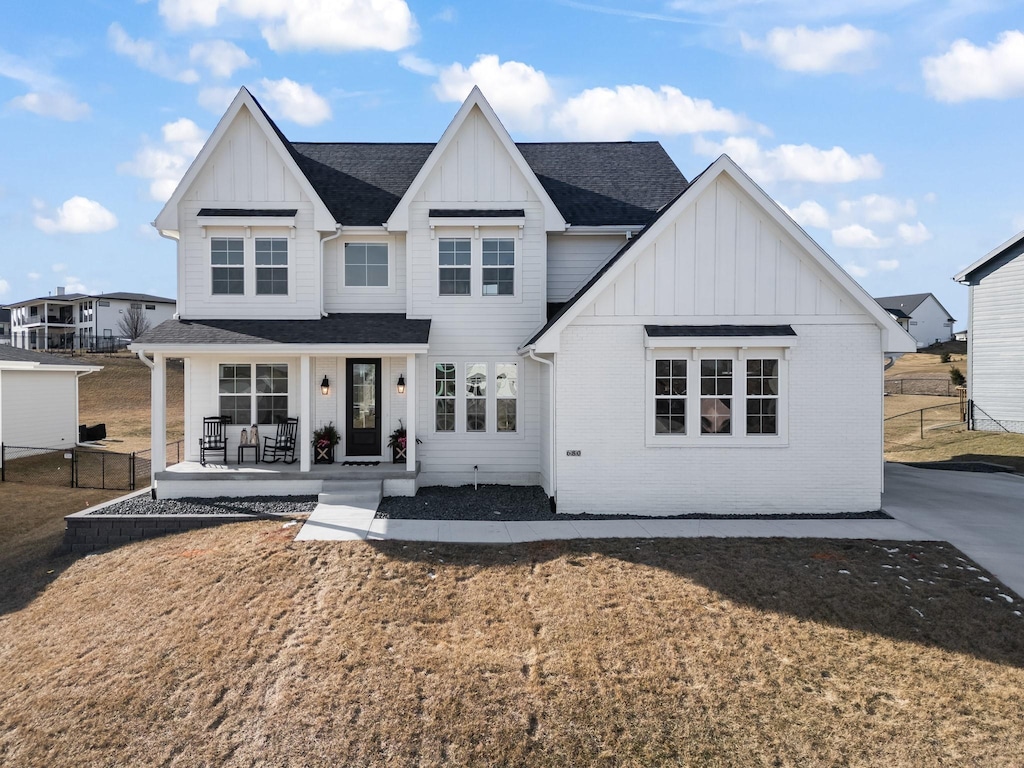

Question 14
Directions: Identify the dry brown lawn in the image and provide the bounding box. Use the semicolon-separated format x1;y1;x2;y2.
0;519;1022;767
886;342;967;380
78;352;184;455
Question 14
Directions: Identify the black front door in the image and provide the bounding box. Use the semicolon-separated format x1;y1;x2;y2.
346;359;381;456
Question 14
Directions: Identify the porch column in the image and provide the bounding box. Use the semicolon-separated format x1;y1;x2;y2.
151;353;166;483
299;354;311;472
405;353;416;470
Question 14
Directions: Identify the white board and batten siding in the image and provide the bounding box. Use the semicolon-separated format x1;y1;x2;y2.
969;253;1024;432
402;107;549;484
176;109;321;321
0;370;80;459
554;175;884;514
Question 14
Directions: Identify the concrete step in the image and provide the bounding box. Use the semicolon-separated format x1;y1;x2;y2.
318;479;382;510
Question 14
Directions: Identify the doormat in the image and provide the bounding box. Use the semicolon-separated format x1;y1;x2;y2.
342;461;381;466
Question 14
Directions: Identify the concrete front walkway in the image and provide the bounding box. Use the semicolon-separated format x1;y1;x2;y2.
882;462;1024;598
295;505;930;544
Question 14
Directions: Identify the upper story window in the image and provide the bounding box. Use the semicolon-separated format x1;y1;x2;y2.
344;243;389;287
438;238;471;295
482;238;515;296
255;238;288;295
98;300;110;307
130;302;142;309
145;304;156;310
211;237;244;295
30;306;38;317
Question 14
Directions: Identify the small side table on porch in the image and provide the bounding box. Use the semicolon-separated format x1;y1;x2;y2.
238;443;260;464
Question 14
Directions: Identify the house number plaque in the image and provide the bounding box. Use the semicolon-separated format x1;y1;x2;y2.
566;450;581;456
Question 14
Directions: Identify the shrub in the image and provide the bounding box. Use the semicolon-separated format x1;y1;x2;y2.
940;352;951;363
949;366;966;386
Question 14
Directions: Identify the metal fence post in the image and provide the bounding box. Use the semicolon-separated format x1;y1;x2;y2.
1;444;4;482
130;452;135;491
920;409;924;440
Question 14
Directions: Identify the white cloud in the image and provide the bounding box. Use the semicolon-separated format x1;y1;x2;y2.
695;136;883;184
837;194;916;223
197;86;237;113
119;118;208;201
876;258;900;271
52;263;66;273
61;276;88;294
897;221;933;244
258;78;331;126
189;39;254;79
399;53;439;76
782;200;830;228
108;23;199;83
740;24;881;73
434;55;554;132
434;6;457;23
27;272;40;280
923;30;1024;102
554;84;753;140
923;192;938;203
159;0;417;53
832;224;888;249
845;262;870;278
0;48;90;121
34;197;118;234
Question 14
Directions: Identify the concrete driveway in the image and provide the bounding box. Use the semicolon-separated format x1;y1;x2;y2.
883;462;1024;598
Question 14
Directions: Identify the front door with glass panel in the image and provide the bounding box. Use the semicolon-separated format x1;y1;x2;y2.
346;359;381;456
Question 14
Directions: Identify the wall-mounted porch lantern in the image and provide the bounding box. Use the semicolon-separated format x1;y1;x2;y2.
397;374;406;394
321;375;330;395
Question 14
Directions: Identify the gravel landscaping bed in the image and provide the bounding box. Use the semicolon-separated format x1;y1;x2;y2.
87;495;318;516
376;485;892;521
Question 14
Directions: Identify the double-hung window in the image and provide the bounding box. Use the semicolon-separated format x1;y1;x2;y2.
482;238;515;296
255;238;288;295
746;359;779;435
700;359;733;435
212;238;244;295
439;239;471;295
219;363;288;425
344;243;389;287
654;359;687;434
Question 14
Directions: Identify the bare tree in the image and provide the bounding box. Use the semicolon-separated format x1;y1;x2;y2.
118;305;152;339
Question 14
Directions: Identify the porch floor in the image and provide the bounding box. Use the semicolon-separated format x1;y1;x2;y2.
158;460;418;482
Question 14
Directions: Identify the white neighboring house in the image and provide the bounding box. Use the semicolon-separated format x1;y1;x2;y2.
954;229;1024;433
0;346;100;467
874;293;956;349
0;309;10;345
4;289;176;352
133;86;915;513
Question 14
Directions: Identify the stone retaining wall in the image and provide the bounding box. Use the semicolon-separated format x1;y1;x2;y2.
64;513;256;554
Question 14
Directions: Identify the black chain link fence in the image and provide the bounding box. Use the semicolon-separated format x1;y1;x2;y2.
1;441;183;490
885;378;964;397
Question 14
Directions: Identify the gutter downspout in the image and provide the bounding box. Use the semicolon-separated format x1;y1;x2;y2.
153;225;181;319
320;226;343;318
525;347;556;506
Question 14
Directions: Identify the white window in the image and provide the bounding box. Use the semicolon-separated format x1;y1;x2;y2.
439;238;471;295
700;359;733;435
654;359;686;435
212;237;244;295
255;238;288;295
746;359;779;436
496;363;518;432
482;238;515;296
219;363;289;426
344;243;389;287
466;363;487;432
435;363;456;432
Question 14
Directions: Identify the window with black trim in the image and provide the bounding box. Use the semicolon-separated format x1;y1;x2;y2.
255;238;288;295
746;359;779;435
438;238;471;295
212;237;244;295
654;359;686;434
482;238;515;296
218;363;288;425
344;243;389;287
700;359;733;435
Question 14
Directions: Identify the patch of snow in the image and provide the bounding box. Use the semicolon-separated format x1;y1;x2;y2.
910;607;924;618
978;576;990;583
885;547;900;553
282;520;298;528
899;576;909;582
881;565;894;569
838;569;850;575
997;594;1013;603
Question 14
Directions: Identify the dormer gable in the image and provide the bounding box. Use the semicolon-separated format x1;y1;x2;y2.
386;87;566;233
153;87;335;234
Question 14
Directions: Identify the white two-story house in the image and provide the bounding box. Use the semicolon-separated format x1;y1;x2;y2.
135;87;914;514
5;289;176;351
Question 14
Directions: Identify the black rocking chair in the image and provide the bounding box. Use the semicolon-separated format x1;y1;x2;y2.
199;416;228;466
262;417;298;464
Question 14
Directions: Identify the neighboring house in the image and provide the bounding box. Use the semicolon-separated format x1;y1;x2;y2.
133;86;914;514
874;293;955;348
954;229;1024;433
0;309;10;345
0;346;100;467
3;289;176;352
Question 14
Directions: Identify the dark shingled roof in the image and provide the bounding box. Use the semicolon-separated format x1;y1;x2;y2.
0;346;99;367
137;314;431;346
96;292;175;303
198;208;297;217
645;325;797;337
875;293;932;315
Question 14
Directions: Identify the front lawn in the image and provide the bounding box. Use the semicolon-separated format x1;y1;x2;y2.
0;519;1021;767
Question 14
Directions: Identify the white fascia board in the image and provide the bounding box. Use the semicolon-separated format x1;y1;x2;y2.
340;225;389;235
385;87;566;233
0;362;101;373
954;228;1024;283
197;215;297;228
562;225;639;236
130;343;430;357
643;335;798;350
153;88;335;232
428;216;525;228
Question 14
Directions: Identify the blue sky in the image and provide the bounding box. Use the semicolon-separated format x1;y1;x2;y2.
3;0;1024;325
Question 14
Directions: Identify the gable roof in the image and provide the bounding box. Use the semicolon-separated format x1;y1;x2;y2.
0;346;100;370
525;155;916;354
3;291;174;309
954;228;1024;284
875;293;955;322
